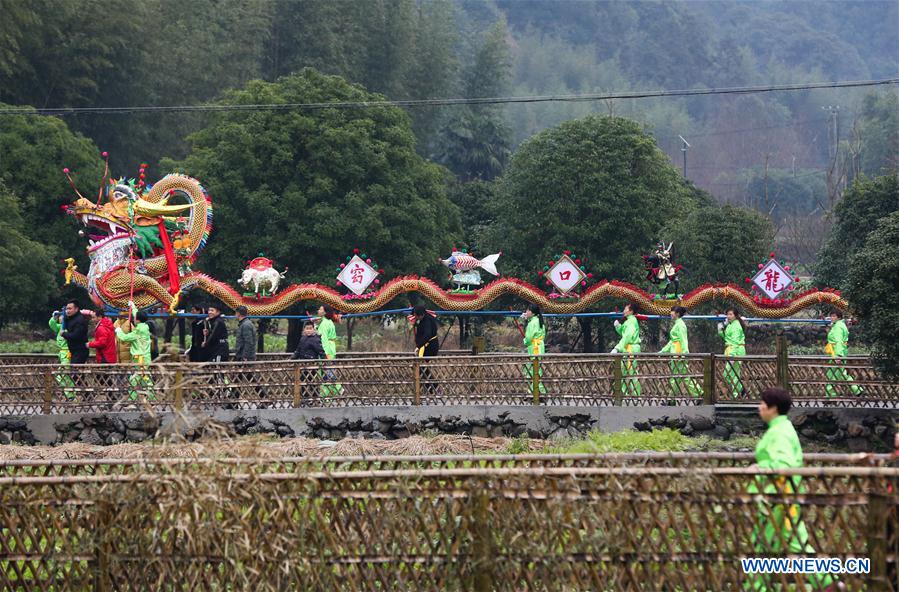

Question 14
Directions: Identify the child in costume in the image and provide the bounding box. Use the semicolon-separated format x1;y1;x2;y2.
48;311;76;399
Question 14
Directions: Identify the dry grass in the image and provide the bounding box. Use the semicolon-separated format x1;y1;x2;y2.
0;433;545;461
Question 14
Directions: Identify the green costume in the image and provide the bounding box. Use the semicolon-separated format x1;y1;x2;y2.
719;320;745;398
523;316;546;395
613;316;641;396
317;317;343;397
824;319;862;397
48;315;75;399
659;318;702;397
747;415;832;590
115;304;155;400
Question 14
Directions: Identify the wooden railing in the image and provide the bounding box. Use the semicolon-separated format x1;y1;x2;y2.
0;353;896;414
0;454;896;591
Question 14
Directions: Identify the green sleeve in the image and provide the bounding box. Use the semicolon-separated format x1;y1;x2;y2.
115;327;138;343
49;317;61;333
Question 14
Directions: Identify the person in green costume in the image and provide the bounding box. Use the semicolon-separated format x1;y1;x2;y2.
114;301;155;401
718;308;746;398
611;303;641;396
747;387;833;591
316;305;344;397
659;306;702;397
824;309;863;397
48;311;76;399
522;304;547;395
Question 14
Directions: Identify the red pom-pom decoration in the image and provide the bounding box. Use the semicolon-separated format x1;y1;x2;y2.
365;258;371;264
581;281;587;286
353;248;360;254
548;261;555;266
784;266;791;271
744;278;751;283
378;269;384;274
564;250;571;255
63;168;69;173
101;151;108;157
758;263;763;269
769;252;775;258
339;263;345;268
537;271;544;276
336;280;342;286
374;279;380;285
587;273;593;278
574;259;581;265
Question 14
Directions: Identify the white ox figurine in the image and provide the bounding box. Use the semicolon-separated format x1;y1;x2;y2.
238;256;287;296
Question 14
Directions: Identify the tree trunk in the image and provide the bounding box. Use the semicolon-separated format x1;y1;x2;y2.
579;318;593;353
286;318;301;353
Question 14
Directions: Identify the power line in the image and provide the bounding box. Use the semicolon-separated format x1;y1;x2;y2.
0;78;895;116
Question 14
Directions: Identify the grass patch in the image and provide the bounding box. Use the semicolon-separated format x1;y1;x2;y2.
549;428;701;454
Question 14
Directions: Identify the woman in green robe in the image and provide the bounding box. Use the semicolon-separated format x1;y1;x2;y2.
747;387;832;591
611;303;641;396
718;308;746;398
316;305;344;397
824;309;862;397
659;306;702;397
522;304;547;395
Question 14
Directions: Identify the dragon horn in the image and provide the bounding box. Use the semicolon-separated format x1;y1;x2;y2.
95;152;110;206
134;197;193;217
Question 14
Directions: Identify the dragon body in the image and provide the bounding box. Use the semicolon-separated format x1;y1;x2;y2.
66;172;848;317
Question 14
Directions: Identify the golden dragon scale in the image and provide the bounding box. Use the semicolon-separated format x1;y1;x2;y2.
70;271;847;318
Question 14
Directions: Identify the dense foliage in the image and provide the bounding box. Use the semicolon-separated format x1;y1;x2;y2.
845;212;899;378
481;116;699;282
166;69;461;285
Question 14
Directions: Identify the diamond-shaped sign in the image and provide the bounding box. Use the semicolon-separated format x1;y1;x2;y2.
337;255;379;295
547;255;586;294
752;259;793;299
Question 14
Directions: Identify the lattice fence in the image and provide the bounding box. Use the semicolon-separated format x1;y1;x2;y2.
0;456;896;591
0;354;897;414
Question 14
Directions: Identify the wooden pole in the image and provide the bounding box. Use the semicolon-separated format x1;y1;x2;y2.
703;354;717;405
413;360;421;405
531;357;541;405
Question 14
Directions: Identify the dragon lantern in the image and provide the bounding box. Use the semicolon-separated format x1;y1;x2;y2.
61;161;848;318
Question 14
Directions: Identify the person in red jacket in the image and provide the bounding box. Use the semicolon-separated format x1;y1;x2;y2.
87;309;118;364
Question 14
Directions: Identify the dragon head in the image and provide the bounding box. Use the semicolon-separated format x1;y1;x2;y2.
62;159;211;310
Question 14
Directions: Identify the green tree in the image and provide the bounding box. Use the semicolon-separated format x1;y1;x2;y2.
0;105;102;266
483;115;698;284
853;91;899;177
845;211;899;377
816;174;899;289
165;69;461;286
0;181;56;328
438;19;511;180
666;203;773;289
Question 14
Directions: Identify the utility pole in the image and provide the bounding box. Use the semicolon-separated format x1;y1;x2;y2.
822;105;842;212
822;105;840;159
678;135;690;178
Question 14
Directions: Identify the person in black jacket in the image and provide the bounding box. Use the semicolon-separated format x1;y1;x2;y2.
413;305;439;395
60;300;89;364
202;305;230;362
187;305;207;362
292;322;326;402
